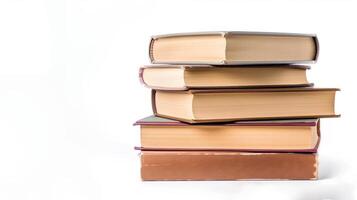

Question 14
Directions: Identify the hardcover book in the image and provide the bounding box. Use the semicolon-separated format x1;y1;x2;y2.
141;151;318;180
140;65;312;90
135;116;320;152
152;88;338;123
149;31;319;65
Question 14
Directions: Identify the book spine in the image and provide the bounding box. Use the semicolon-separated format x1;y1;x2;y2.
141;151;317;180
313;36;320;62
151;90;158;116
313;119;321;151
149;37;155;63
138;67;147;86
139;67;189;91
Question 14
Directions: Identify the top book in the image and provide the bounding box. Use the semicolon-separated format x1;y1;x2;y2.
149;31;319;65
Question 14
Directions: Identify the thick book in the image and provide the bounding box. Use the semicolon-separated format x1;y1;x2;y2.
149;31;319;65
152;88;339;123
134;116;320;152
140;65;312;90
141;151;317;180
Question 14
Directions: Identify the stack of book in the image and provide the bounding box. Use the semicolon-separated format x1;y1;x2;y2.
135;31;339;181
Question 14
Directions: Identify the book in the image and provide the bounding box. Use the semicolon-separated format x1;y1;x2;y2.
149;31;318;65
134;116;320;152
152;88;339;123
140;65;312;90
141;151;317;180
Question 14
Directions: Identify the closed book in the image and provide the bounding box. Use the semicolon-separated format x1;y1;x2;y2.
141;151;317;180
149;31;318;65
152;88;339;123
140;65;312;90
135;116;320;152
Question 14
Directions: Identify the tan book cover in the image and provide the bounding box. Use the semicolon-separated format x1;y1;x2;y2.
139;65;312;90
152;88;339;123
149;31;319;65
135;116;320;152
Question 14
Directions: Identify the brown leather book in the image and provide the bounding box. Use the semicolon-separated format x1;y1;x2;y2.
140;65;312;90
152;88;339;123
149;31;318;65
141;151;317;180
134;116;320;152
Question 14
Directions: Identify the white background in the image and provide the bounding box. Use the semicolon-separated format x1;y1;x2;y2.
0;0;355;199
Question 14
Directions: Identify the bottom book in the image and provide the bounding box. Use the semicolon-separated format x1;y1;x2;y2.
141;151;317;181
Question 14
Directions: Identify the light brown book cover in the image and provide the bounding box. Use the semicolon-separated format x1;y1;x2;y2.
139;65;312;90
149;31;319;65
152;88;339;123
135;116;320;152
141;151;318;180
